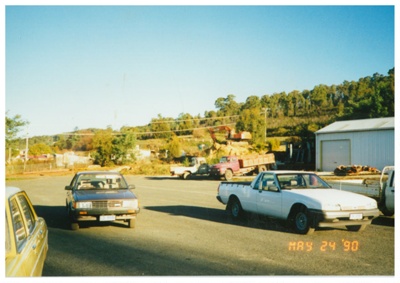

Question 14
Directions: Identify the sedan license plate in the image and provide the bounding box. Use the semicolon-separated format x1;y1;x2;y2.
350;213;363;220
100;215;115;221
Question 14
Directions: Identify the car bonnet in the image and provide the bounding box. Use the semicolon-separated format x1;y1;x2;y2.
73;189;136;201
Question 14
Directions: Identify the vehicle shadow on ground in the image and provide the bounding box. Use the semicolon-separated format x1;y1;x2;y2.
145;205;294;234
34;205;70;230
33;205;128;230
372;215;395;227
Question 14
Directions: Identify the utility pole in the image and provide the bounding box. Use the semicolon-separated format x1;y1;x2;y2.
24;136;28;172
264;109;267;142
263;108;268;143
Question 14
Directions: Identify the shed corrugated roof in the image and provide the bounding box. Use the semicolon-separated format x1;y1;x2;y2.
315;117;394;134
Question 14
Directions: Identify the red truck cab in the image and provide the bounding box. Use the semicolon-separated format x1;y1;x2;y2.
210;156;240;180
210;154;276;181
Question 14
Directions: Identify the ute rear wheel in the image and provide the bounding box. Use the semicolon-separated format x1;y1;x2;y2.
229;197;244;219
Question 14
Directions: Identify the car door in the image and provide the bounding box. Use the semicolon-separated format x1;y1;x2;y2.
255;173;282;218
7;192;48;276
385;171;395;212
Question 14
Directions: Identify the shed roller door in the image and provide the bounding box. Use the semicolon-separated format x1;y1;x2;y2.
321;140;350;172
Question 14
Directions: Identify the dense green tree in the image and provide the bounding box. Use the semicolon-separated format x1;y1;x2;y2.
73;132;94;151
112;130;137;164
150;114;174;139
168;134;182;158
310;84;329;113
92;128;114;166
277;92;289;116
301;90;312;114
5;113;29;160
214;94;241;117
236;108;265;144
241;95;261;110
287;90;305;116
176;113;194;135
337;69;394;119
5;112;28;147
29;143;53;156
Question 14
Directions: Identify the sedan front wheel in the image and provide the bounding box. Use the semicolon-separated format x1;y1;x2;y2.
71;222;79;230
128;217;136;229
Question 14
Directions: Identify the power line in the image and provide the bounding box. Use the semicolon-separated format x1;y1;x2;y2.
148;115;239;124
60;124;237;136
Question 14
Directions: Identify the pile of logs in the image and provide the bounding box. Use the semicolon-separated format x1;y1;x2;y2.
334;165;380;176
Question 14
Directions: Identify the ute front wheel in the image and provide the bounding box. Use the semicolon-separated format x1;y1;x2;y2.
293;207;315;235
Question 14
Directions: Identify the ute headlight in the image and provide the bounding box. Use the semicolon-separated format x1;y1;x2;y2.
76;202;92;209
123;199;138;208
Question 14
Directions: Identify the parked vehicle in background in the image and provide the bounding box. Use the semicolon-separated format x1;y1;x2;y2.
170;157;211;179
326;166;394;216
210;153;276;181
216;171;380;234
5;187;48;276
65;171;140;230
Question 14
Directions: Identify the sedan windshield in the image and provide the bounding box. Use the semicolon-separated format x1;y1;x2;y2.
276;173;330;190
75;174;128;190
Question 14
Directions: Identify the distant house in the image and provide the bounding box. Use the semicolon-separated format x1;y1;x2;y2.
315;117;394;172
55;152;92;168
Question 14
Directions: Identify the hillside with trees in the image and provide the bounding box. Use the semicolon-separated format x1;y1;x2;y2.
5;68;394;171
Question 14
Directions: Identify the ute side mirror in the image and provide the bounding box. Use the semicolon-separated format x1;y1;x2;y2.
128;184;136;190
65;185;73;191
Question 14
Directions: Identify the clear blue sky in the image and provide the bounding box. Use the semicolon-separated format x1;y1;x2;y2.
5;5;395;137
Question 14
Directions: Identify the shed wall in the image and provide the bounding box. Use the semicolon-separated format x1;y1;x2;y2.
315;129;394;171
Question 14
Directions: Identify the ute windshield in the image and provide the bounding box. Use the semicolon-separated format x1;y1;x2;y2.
276;173;330;190
74;173;128;190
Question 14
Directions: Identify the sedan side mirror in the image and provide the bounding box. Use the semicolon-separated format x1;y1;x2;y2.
65;185;72;191
128;184;136;190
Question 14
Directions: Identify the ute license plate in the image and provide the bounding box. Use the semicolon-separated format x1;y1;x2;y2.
350;213;363;220
100;215;116;221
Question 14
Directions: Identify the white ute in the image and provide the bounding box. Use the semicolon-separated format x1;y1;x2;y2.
170;157;210;179
216;170;380;234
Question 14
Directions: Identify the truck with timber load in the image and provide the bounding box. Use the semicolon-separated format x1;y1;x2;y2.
209;153;276;181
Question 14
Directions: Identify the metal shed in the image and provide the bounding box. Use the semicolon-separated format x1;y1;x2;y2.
315;117;394;172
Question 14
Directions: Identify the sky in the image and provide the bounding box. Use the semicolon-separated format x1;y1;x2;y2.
4;3;396;137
